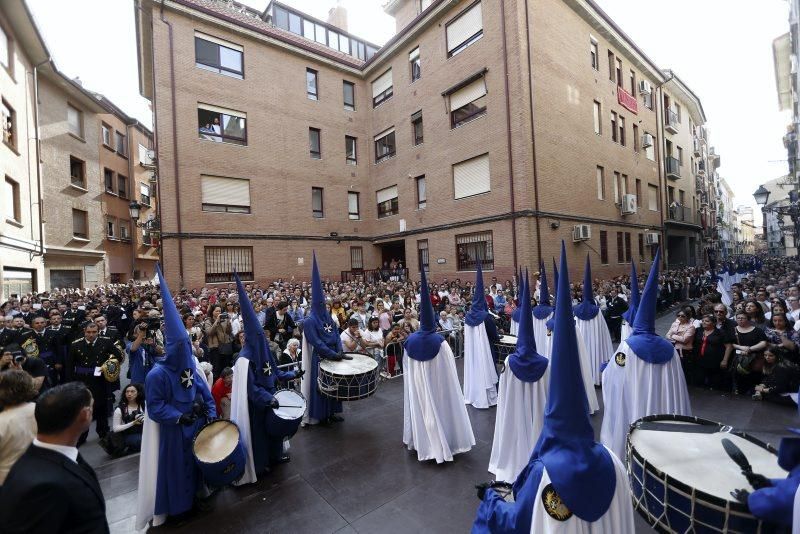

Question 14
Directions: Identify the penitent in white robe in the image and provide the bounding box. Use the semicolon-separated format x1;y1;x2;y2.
600;341;692;461
510;319;519;336
463;322;499;409
543;328;599;414
488;358;549;483
574;314;614;386
403;341;475;463
532;315;552;359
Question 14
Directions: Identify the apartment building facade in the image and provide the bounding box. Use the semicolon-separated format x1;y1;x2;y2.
136;0;714;287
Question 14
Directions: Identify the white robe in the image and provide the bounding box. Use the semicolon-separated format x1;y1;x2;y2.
600;341;692;461
528;447;635;533
532;315;552;358
403;341;475;463
574;314;613;386
463;322;499;409
620;321;632;345
230;357;257;485
510;318;519;336
488;357;549;483
543;327;599;415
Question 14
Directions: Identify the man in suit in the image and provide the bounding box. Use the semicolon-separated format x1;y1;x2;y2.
0;382;109;533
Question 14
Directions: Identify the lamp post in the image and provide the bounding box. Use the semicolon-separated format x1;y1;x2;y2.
129;201;141;281
755;185;800;257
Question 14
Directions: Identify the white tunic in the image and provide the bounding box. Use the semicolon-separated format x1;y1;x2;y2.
620;321;632;345
600;341;692;460
532;315;552;359
543;327;599;415
510;318;519;336
403;341;475;463
574;314;614;386
463;322;499;409
229;357;257;486
489;357;549;483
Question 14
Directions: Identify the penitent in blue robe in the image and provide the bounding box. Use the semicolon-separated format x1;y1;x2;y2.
749;463;800;527
302;315;343;422
472;456;545;533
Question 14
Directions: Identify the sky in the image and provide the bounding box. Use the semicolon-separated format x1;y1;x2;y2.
27;0;790;210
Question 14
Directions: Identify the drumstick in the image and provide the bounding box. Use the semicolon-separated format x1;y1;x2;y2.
274;404;305;409
721;438;753;474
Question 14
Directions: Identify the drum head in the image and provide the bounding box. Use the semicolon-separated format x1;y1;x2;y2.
274;389;306;420
320;353;379;374
629;417;786;501
194;420;240;464
499;335;518;345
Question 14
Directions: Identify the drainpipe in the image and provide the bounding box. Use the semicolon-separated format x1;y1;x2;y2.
126;122;136;280
31;59;51;262
655;79;668;269
499;0;518;270
522;0;542;266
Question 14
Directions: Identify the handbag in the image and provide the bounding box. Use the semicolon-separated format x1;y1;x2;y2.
734;329;757;375
217;341;234;356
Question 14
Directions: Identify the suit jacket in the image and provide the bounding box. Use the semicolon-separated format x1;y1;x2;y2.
0;445;109;533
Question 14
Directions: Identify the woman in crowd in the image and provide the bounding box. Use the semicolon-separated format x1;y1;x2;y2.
280;338;302;372
754;346;798;405
764;313;799;363
331;300;347;331
692;314;730;390
0;370;37;486
211;367;233;419
390;301;404;324
732;310;769;395
204;304;234;377
745;299;768;329
361;316;385;369
667;309;696;370
448;286;463;310
109;383;145;456
383;323;408;378
376;300;392;334
288;299;304;325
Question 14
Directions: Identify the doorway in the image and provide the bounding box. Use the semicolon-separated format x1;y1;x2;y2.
379;240;406;270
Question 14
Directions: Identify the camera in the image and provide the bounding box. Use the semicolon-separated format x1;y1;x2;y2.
13;353;25;363
219;312;229;321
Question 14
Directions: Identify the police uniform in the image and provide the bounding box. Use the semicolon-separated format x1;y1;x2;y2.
48;324;71;384
0;327;15;349
67;336;124;438
18;328;60;385
61;309;84;342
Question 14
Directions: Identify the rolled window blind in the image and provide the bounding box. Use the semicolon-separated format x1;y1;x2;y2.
453;154;490;199
446;2;482;53
201;175;250;206
449;77;487;111
376;185;398;204
372;69;393;97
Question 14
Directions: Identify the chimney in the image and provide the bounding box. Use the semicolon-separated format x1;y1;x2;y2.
327;1;348;33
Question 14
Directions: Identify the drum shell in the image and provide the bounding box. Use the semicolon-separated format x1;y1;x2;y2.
193;420;246;487
318;353;379;400
494;335;517;364
265;389;306;438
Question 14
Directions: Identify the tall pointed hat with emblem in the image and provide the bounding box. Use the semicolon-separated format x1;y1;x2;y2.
406;267;445;361
621;261;639;324
573;254;600;320
309;252;340;346
235;272;274;376
627;247;673;363
533;263;552;320
534;241;616;521
156;265;197;392
465;258;488;327
509;268;548;382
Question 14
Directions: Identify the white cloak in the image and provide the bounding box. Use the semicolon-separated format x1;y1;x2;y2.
402;341;475;463
463;322;499;409
528;447;635;533
230;357;257;485
574;314;613;386
532;315;552;359
543;327;599;414
488;357;549;483
600;341;692;460
620;321;632;345
510;318;519;336
300;334;321;425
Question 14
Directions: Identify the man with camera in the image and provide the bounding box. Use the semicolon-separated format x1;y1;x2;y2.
0;343;49;394
129;319;164;385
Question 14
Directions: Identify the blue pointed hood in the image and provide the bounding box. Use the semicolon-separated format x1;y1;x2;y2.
156;264;194;374
511;267;523;323
509;268;548;382
573;254;600;320
235;273;275;376
534;241;616;522
308;252;341;347
406;268;445;361
465;259;488;327
532;263;553;320
622;262;639;324
627;248;674;364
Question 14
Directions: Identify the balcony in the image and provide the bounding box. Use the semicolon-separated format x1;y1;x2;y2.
668;203;689;222
666;156;681;179
693;138;702;157
697;160;706;176
665;108;680;134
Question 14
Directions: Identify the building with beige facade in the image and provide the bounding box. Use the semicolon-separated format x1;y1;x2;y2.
135;0;717;287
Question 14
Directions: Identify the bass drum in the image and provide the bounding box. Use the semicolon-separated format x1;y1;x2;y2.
265;389;306;438
193;419;246;487
318;353;379;400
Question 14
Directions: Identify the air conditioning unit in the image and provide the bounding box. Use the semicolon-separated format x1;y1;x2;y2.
642;133;654;148
146;149;156;162
572;224;591;241
621;194;637;215
638;80;652;94
645;232;659;245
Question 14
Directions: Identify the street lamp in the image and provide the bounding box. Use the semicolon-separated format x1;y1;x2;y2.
128;201;141;281
129;200;141;222
753;185;771;207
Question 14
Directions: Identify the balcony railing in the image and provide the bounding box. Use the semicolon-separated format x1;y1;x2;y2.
666;156;681;179
341;268;409;283
667;204;699;225
665;108;680;133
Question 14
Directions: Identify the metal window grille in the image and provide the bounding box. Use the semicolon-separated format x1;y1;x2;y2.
204;247;253;283
456;231;493;271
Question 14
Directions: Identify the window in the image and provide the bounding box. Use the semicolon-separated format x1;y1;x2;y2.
410;47;421;82
4;177;19;223
590;37;598;70
599;231;608;264
616;232;624;263
621;174;628;197
607;51;615;81
106;217;116;239
117;175;128;198
140;183;151;206
309;128;321;159
72;209;88;239
306;68;319;100
618;115;626;146
0;25;8;69
629;70;636;95
633;124;639;152
348;192;360;220
70;157;85;188
195;32;243;79
138;144;152;165
611;111;617;142
645;131;655;161
328;32;339;52
419;0;433;13
446;2;483;57
350;247;364;270
635;178;642;208
377;185;399;218
638;234;645;262
204;246;253;283
372;69;393;107
456;231;493;271
449;76;487;128
343;81;355;111
119;220;130;241
411;110;423;145
596;166;605;200
104;168;114;193
315;23;326;45
453;153;490;199
312;187;324;218
648;184;659;211
613;171;620;203
1;100;15;149
593;101;601;135
197;104;247;145
625;232;632;263
201;175;251;213
374;127;396;163
67;104;82;137
615;58;622;87
416;175;426;209
417;239;429;272
345;135;357;165
101;123;111;146
675;103;682;122
643;91;653;110
115;131;127;156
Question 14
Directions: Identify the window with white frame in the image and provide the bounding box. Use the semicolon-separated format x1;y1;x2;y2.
140;183;151;206
409;47;421;82
374;127;396;163
348;192;360;220
449;75;487;128
446;1;483;57
372;69;393;107
201;175;251;213
453;153;490;199
0;24;8;69
376;185;398;218
72;209;88;239
416;175;426;209
67;105;82;137
101;123;111;146
345;135;357;165
194;31;244;78
197;104;247;145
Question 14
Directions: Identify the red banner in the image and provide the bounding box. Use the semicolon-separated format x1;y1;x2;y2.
618;87;638;114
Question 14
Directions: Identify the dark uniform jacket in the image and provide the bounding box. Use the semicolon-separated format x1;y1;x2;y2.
66;337;124;382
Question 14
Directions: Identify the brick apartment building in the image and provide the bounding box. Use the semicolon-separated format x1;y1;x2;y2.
135;0;719;288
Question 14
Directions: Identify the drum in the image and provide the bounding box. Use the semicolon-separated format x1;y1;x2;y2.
495;335;518;363
627;414;787;533
193;419;246;487
266;389;306;438
318;353;379;400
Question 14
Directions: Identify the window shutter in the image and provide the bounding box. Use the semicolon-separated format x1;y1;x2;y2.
197;103;246;118
449;77;487;111
453;154;490;199
376;185;398;204
446;2;482;53
194;31;243;52
374;127;395;141
140;183;150;196
372;69;393;97
348;192;359;213
201;175;250;207
409;47;420;61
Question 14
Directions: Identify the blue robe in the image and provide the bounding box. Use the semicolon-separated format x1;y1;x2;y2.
129;345;155;385
145;364;216;518
748;464;800;527
472;456;545;533
485;315;500;364
303;317;343;421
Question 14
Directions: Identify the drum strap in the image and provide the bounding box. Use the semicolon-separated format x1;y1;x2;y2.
635;422;732;434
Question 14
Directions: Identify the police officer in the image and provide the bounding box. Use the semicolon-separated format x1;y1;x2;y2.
48;310;70;384
0;315;16;348
18;316;60;385
62;301;85;341
9;316;32;344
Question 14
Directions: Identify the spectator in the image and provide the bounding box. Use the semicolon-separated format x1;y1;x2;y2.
666;310;695;362
732;311;769;395
280;338;302;372
0;344;48;395
692;314;731;390
361;316;384;369
754;346;799;405
265;301;295;350
211;367;233;419
764;313;799;363
106;383;145;457
0;370;37;485
204;304;233;378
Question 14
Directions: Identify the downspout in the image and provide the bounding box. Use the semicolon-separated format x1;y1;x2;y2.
31;58;51;260
655;80;668;269
523;0;542;265
125;122;136;280
499;0;517;269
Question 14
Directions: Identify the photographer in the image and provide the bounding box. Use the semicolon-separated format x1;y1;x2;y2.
0;344;48;394
128;320;163;385
203;305;233;378
105;383;145;457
